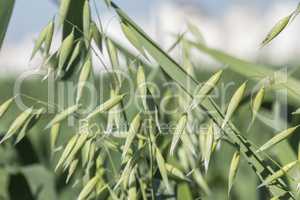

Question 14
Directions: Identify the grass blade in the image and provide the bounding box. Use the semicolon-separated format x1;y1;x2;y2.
0;0;14;49
121;21;146;57
187;22;205;43
188;40;300;106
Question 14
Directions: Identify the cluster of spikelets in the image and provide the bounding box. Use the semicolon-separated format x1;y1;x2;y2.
1;0;300;199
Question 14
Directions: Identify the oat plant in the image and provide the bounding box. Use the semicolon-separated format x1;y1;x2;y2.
1;0;300;199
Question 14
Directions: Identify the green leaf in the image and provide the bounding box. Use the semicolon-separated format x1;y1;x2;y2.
104;0;112;7
121;21;147;57
21;165;57;200
188;41;300;107
111;2;294;197
167;32;186;53
0;0;15;49
177;183;193;200
62;0;85;40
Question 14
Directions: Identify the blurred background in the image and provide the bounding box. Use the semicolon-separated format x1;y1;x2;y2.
1;1;300;200
1;0;300;74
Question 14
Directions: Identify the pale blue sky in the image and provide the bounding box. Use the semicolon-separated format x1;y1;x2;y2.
6;0;299;43
2;0;300;72
6;0;157;42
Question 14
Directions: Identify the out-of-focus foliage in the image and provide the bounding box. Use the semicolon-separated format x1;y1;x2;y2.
1;0;300;200
0;0;15;49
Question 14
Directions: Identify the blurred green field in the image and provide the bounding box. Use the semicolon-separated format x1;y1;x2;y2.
0;64;300;199
2;0;300;199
